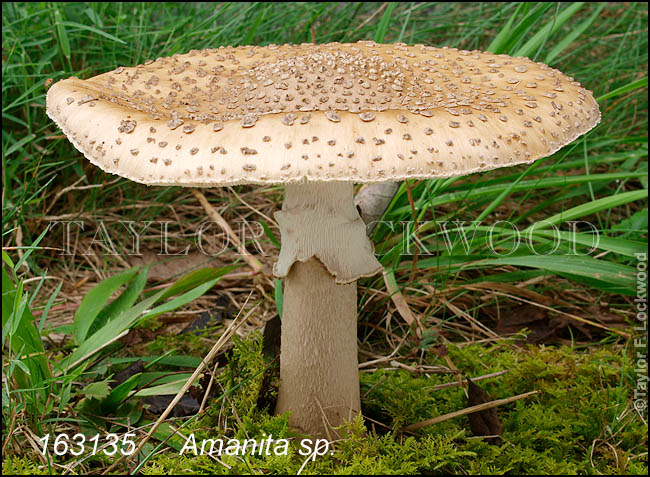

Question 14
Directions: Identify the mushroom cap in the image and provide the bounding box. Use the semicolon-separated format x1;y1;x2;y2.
46;41;600;186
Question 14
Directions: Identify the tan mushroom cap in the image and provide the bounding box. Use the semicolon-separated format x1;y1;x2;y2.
46;41;600;186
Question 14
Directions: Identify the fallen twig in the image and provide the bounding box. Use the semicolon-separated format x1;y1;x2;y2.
403;390;538;433
430;370;509;391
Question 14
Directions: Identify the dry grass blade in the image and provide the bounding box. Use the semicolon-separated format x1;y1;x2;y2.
191;189;264;274
198;363;218;414
226;185;277;226
22;426;49;466
442;298;499;338
383;270;423;338
354;2;388;32
44;176;121;215
463;281;553;305
467;288;631;338
403;390;539;433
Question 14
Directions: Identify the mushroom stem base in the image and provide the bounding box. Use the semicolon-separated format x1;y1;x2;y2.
275;257;360;438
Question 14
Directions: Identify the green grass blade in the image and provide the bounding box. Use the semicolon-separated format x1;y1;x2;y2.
475;161;539;222
13;225;50;272
243;7;266;45
3;133;36;158
415;253;636;295
524;189;648;232
514;2;584;58
73;267;140;344
597;76;648;102
64;289;166;370
487;3;528;53
500;3;554;55
392;172;646;213
260;219;280;248
544;3;606;64
530;230;647;257
66;266;229;370
102;374;141;413
612;208;648;239
159;265;237;300
140;276;223;320
59;21;126;44
87;265;149;337
1;267;51;388
106;355;202;368
133;378;188;397
486;255;636;294
373;3;398;43
397;2;415;43
274;278;283;319
38;280;63;334
50;4;71;61
2;78;45;112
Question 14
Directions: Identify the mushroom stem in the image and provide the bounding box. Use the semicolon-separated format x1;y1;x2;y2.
276;257;360;437
273;182;382;437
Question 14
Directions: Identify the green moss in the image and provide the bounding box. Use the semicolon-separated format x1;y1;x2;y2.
140;337;647;475
2;456;51;475
216;332;267;418
146;322;226;357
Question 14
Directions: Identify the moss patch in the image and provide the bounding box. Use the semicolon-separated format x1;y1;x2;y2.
137;336;647;475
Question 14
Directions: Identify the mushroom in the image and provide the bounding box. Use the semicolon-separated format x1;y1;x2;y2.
46;41;600;437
